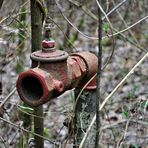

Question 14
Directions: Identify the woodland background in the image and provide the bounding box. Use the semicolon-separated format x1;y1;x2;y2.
0;0;148;147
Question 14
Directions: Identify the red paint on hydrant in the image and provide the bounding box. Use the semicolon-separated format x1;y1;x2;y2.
16;41;98;107
42;40;55;48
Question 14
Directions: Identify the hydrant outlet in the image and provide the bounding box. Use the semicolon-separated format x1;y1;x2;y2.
17;69;47;106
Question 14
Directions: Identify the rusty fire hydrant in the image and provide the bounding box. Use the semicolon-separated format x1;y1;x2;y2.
16;39;98;107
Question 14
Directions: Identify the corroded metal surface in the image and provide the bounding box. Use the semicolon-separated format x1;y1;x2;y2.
71;52;98;78
42;40;55;48
31;49;68;62
71;52;98;90
16;49;98;107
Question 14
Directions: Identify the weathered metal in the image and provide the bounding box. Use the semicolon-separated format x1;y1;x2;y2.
71;52;98;90
16;41;98;107
42;40;55;48
31;48;68;62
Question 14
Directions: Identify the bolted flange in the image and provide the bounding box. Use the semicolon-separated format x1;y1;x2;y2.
31;40;69;62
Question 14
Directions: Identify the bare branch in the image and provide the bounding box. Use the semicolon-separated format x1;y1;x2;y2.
95;0;102;147
0;117;56;145
54;0;148;42
102;0;129;20
0;87;16;109
106;15;148;38
111;0;139;44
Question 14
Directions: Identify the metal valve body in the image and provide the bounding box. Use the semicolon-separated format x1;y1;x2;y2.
16;41;98;107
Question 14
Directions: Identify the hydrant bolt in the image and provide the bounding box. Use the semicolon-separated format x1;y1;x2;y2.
42;40;55;48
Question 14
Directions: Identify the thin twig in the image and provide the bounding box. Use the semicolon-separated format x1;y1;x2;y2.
100;52;148;110
111;0;139;44
103;107;117;144
68;0;147;52
54;0;98;40
0;117;56;145
106;15;148;38
47;16;78;51
68;0;98;20
95;0;113;29
79;52;148;148
102;0;129;20
55;0;147;41
95;0;116;74
116;116;133;148
0;135;8;148
115;28;147;53
95;0;102;147
0;11;30;24
68;0;128;21
0;87;16;109
105;0;109;12
55;0;148;42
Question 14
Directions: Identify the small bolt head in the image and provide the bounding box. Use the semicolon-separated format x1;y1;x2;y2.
42;40;55;48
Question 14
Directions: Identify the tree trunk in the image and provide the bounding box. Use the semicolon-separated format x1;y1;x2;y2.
31;0;43;52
